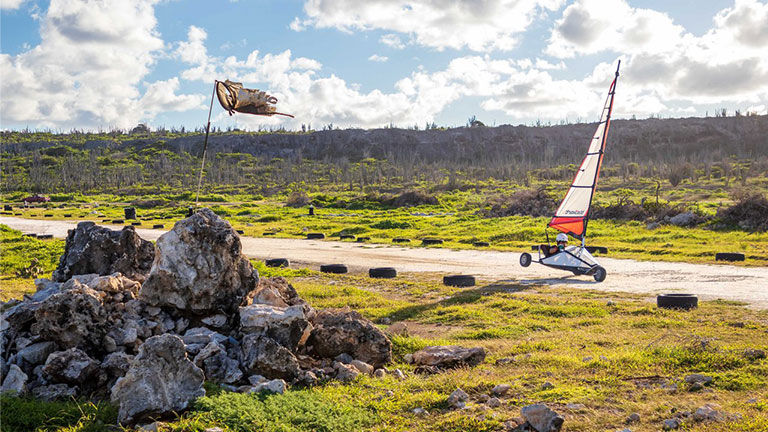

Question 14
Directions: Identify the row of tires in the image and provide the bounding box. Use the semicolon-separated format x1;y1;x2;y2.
265;258;476;287
305;233;490;247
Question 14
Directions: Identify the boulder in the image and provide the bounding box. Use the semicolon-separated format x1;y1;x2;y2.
668;212;699;227
521;404;564;432
31;287;108;353
447;388;469;409
240;333;300;380
193;341;243;384
140;209;258;317
412;345;486;369
17;341;57;366
0;364;28;395
246;277;313;315
239;304;310;349
102;352;134;383
52;222;154;282
43;348;100;385
32;384;78;401
308;308;391;368
111;334;205;425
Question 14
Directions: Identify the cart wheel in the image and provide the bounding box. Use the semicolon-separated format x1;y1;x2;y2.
520;253;532;267
593;266;606;282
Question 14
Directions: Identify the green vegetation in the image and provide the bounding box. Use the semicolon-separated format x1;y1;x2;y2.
2;270;767;431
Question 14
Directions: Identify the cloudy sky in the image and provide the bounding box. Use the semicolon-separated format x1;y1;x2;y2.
1;0;767;131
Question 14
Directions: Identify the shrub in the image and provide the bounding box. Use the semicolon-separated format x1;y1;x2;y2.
286;191;311;207
380;190;439;207
480;188;556;217
717;192;768;231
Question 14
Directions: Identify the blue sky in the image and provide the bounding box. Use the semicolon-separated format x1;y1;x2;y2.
1;0;766;131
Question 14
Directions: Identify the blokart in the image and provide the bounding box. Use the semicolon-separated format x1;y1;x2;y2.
519;61;620;283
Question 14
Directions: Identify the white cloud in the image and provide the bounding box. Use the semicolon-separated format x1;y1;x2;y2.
379;33;405;49
294;0;565;52
546;0;768;109
0;0;202;130
140;77;205;117
368;54;388;62
0;0;25;10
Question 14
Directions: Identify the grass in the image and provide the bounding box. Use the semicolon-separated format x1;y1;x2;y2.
0;225;64;301
2;266;766;431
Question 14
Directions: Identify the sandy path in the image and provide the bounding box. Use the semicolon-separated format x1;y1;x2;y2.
3;216;767;309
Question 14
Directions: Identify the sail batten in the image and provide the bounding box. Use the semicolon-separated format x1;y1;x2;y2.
548;62;620;240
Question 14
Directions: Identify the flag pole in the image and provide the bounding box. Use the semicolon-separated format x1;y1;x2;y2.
195;81;217;205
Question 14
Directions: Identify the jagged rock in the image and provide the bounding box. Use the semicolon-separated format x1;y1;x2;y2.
693;404;723;422
239;304;310;349
43;348;100;385
201;314;228;328
333;361;360;382
350;359;373;375
17;341;57;366
626;413;641;424
685;374;713;385
53;222;154;282
3;301;42;334
492;384;511;396
140;209;258;317
334;353;353;364
1;364;28;395
387;322;409;337
246;277;314;314
111;334;205;425
521;404;564;432
668;212;699;227
28;278;61;302
32;287;108;353
373;368;386;378
240;333;300;380
663;418;680;430
193;341;243;384
102;352;134;383
447;388;469;409
487;397;501;408
412;345;485;369
308;308;391;368
249;379;286;394
31;383;78;401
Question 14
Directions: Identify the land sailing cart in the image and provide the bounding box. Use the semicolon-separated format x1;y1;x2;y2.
519;61;621;283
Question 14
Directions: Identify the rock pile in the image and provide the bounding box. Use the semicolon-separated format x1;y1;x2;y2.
0;209;392;425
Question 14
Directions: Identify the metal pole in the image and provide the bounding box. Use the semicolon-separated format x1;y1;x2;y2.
195;82;218;205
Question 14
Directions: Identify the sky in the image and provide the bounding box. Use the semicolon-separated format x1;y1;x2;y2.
0;0;767;132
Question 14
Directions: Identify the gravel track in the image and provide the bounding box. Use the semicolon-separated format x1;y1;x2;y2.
3;216;767;309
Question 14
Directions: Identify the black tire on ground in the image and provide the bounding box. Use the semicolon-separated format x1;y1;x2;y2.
152;224;164;229
263;232;276;236
3;205;12;211
422;238;443;246
657;293;698;310
37;234;53;239
131;222;141;226
357;237;371;242
473;241;490;247
340;234;355;240
112;219;124;224
23;233;37;238
592;266;607;282
715;252;745;262
102;219;111;222
586;246;609;254
266;258;290;268
393;238;411;243
320;264;348;274
124;207;136;220
14;213;22;216
236;229;245;234
307;233;325;240
44;214;53;218
520;253;532;267
63;214;72;218
369;267;397;278
443;275;476;287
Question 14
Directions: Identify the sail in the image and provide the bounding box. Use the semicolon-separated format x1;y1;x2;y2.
548;62;620;240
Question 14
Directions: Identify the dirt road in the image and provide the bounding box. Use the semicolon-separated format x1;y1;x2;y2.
3;216;767;309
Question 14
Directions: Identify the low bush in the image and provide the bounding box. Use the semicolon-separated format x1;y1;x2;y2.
480;188;556;217
717;192;768;231
286;191;311;207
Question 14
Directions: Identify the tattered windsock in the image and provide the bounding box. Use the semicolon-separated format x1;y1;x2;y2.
215;80;294;118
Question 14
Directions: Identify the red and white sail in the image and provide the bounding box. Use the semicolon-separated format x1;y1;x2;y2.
548;62;620;240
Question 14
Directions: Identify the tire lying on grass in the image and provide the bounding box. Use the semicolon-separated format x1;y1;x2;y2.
307;233;325;240
236;229;244;234
473;241;490;247
37;234;53;240
265;258;289;268
657;293;698;310
339;234;355;240
715;252;745;262
422;238;443;246
369;267;397;278
356;237;371;242
152;224;164;229
320;264;348;274
263;232;276;236
393;238;411;243
112;219;124;224
443;275;475;287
